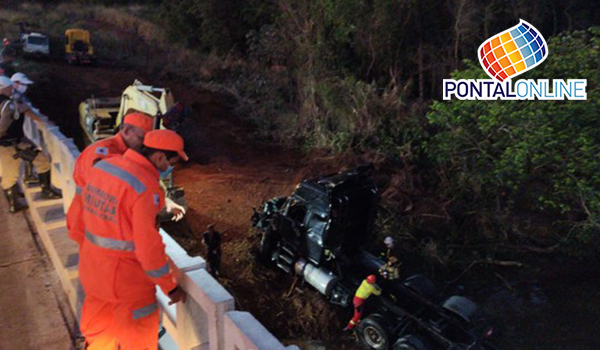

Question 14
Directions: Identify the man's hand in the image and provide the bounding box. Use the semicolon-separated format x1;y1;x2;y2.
165;197;186;222
168;286;186;305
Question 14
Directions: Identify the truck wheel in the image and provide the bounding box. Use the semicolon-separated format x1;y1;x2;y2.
357;315;391;350
442;296;478;324
393;335;429;350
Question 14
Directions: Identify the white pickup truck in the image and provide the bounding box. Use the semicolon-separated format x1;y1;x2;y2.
21;32;50;58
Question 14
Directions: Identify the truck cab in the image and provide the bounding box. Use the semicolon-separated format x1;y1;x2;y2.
254;165;378;272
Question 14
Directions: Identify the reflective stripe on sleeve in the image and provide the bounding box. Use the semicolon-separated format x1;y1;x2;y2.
94;161;146;194
132;302;158;320
146;263;170;278
85;231;135;251
75;185;82;195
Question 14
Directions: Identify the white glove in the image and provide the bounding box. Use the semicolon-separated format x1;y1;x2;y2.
165;197;186;222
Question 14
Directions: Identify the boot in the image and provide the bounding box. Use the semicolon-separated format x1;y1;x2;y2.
23;162;39;186
6;185;27;213
39;171;62;199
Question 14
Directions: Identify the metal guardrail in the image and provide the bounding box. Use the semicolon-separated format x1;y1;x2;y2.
17;107;299;350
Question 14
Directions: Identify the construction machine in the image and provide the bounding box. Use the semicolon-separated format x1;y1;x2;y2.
79;79;182;145
65;29;94;64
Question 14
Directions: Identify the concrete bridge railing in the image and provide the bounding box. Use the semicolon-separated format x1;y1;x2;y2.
14;106;299;350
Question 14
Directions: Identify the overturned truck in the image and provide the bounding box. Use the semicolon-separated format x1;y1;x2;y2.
251;165;496;350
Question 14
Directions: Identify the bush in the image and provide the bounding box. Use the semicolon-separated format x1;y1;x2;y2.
426;28;600;253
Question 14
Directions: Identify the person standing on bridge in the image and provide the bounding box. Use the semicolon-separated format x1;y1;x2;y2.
67;111;187;247
0;76;60;213
11;72;59;188
67;112;153;246
79;129;188;349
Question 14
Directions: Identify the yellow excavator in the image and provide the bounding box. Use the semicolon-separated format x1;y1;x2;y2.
79;79;182;145
65;29;95;64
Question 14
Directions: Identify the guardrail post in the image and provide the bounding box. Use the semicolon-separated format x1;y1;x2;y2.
223;311;301;350
177;269;234;350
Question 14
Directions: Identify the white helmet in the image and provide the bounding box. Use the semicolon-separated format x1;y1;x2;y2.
384;236;393;246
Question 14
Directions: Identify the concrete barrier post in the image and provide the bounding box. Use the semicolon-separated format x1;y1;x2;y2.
177;269;234;350
224;311;301;350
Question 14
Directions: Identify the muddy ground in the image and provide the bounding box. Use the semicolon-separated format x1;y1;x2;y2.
25;58;600;350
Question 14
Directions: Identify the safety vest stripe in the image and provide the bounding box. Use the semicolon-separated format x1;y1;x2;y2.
94;161;146;194
146;263;170;278
132;302;158;320
75;185;82;195
85;231;135;251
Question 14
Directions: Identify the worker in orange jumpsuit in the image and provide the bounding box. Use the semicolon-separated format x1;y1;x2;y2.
67;112;152;247
79;129;188;349
345;274;381;331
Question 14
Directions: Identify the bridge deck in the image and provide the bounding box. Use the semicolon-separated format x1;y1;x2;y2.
0;190;75;350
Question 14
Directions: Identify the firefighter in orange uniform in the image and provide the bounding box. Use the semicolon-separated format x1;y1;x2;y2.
345;274;381;331
67;112;152;247
79;129;188;349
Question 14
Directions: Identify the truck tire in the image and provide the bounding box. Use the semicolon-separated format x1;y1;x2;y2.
402;274;436;299
393;335;430;350
442;296;478;323
357;315;391;350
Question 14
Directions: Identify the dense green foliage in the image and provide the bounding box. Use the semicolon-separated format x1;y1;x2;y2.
427;28;600;251
156;0;599;150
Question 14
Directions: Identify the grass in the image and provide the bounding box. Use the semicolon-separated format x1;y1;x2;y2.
2;3;241;84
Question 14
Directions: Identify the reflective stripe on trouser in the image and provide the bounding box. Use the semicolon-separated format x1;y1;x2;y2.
85;231;135;252
0;145;51;189
82;295;160;350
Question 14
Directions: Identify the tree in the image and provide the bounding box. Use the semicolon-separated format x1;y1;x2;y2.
426;27;600;251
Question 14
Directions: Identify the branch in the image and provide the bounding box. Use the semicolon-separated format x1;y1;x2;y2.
447;258;523;284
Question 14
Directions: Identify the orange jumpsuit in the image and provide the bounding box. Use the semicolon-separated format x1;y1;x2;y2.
67;133;128;246
79;149;176;350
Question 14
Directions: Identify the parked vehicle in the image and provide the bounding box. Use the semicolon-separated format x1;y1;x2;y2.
79;80;180;145
21;32;50;58
65;29;94;64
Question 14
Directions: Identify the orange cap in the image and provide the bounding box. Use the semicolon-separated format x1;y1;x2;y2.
123;112;154;132
143;129;188;161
